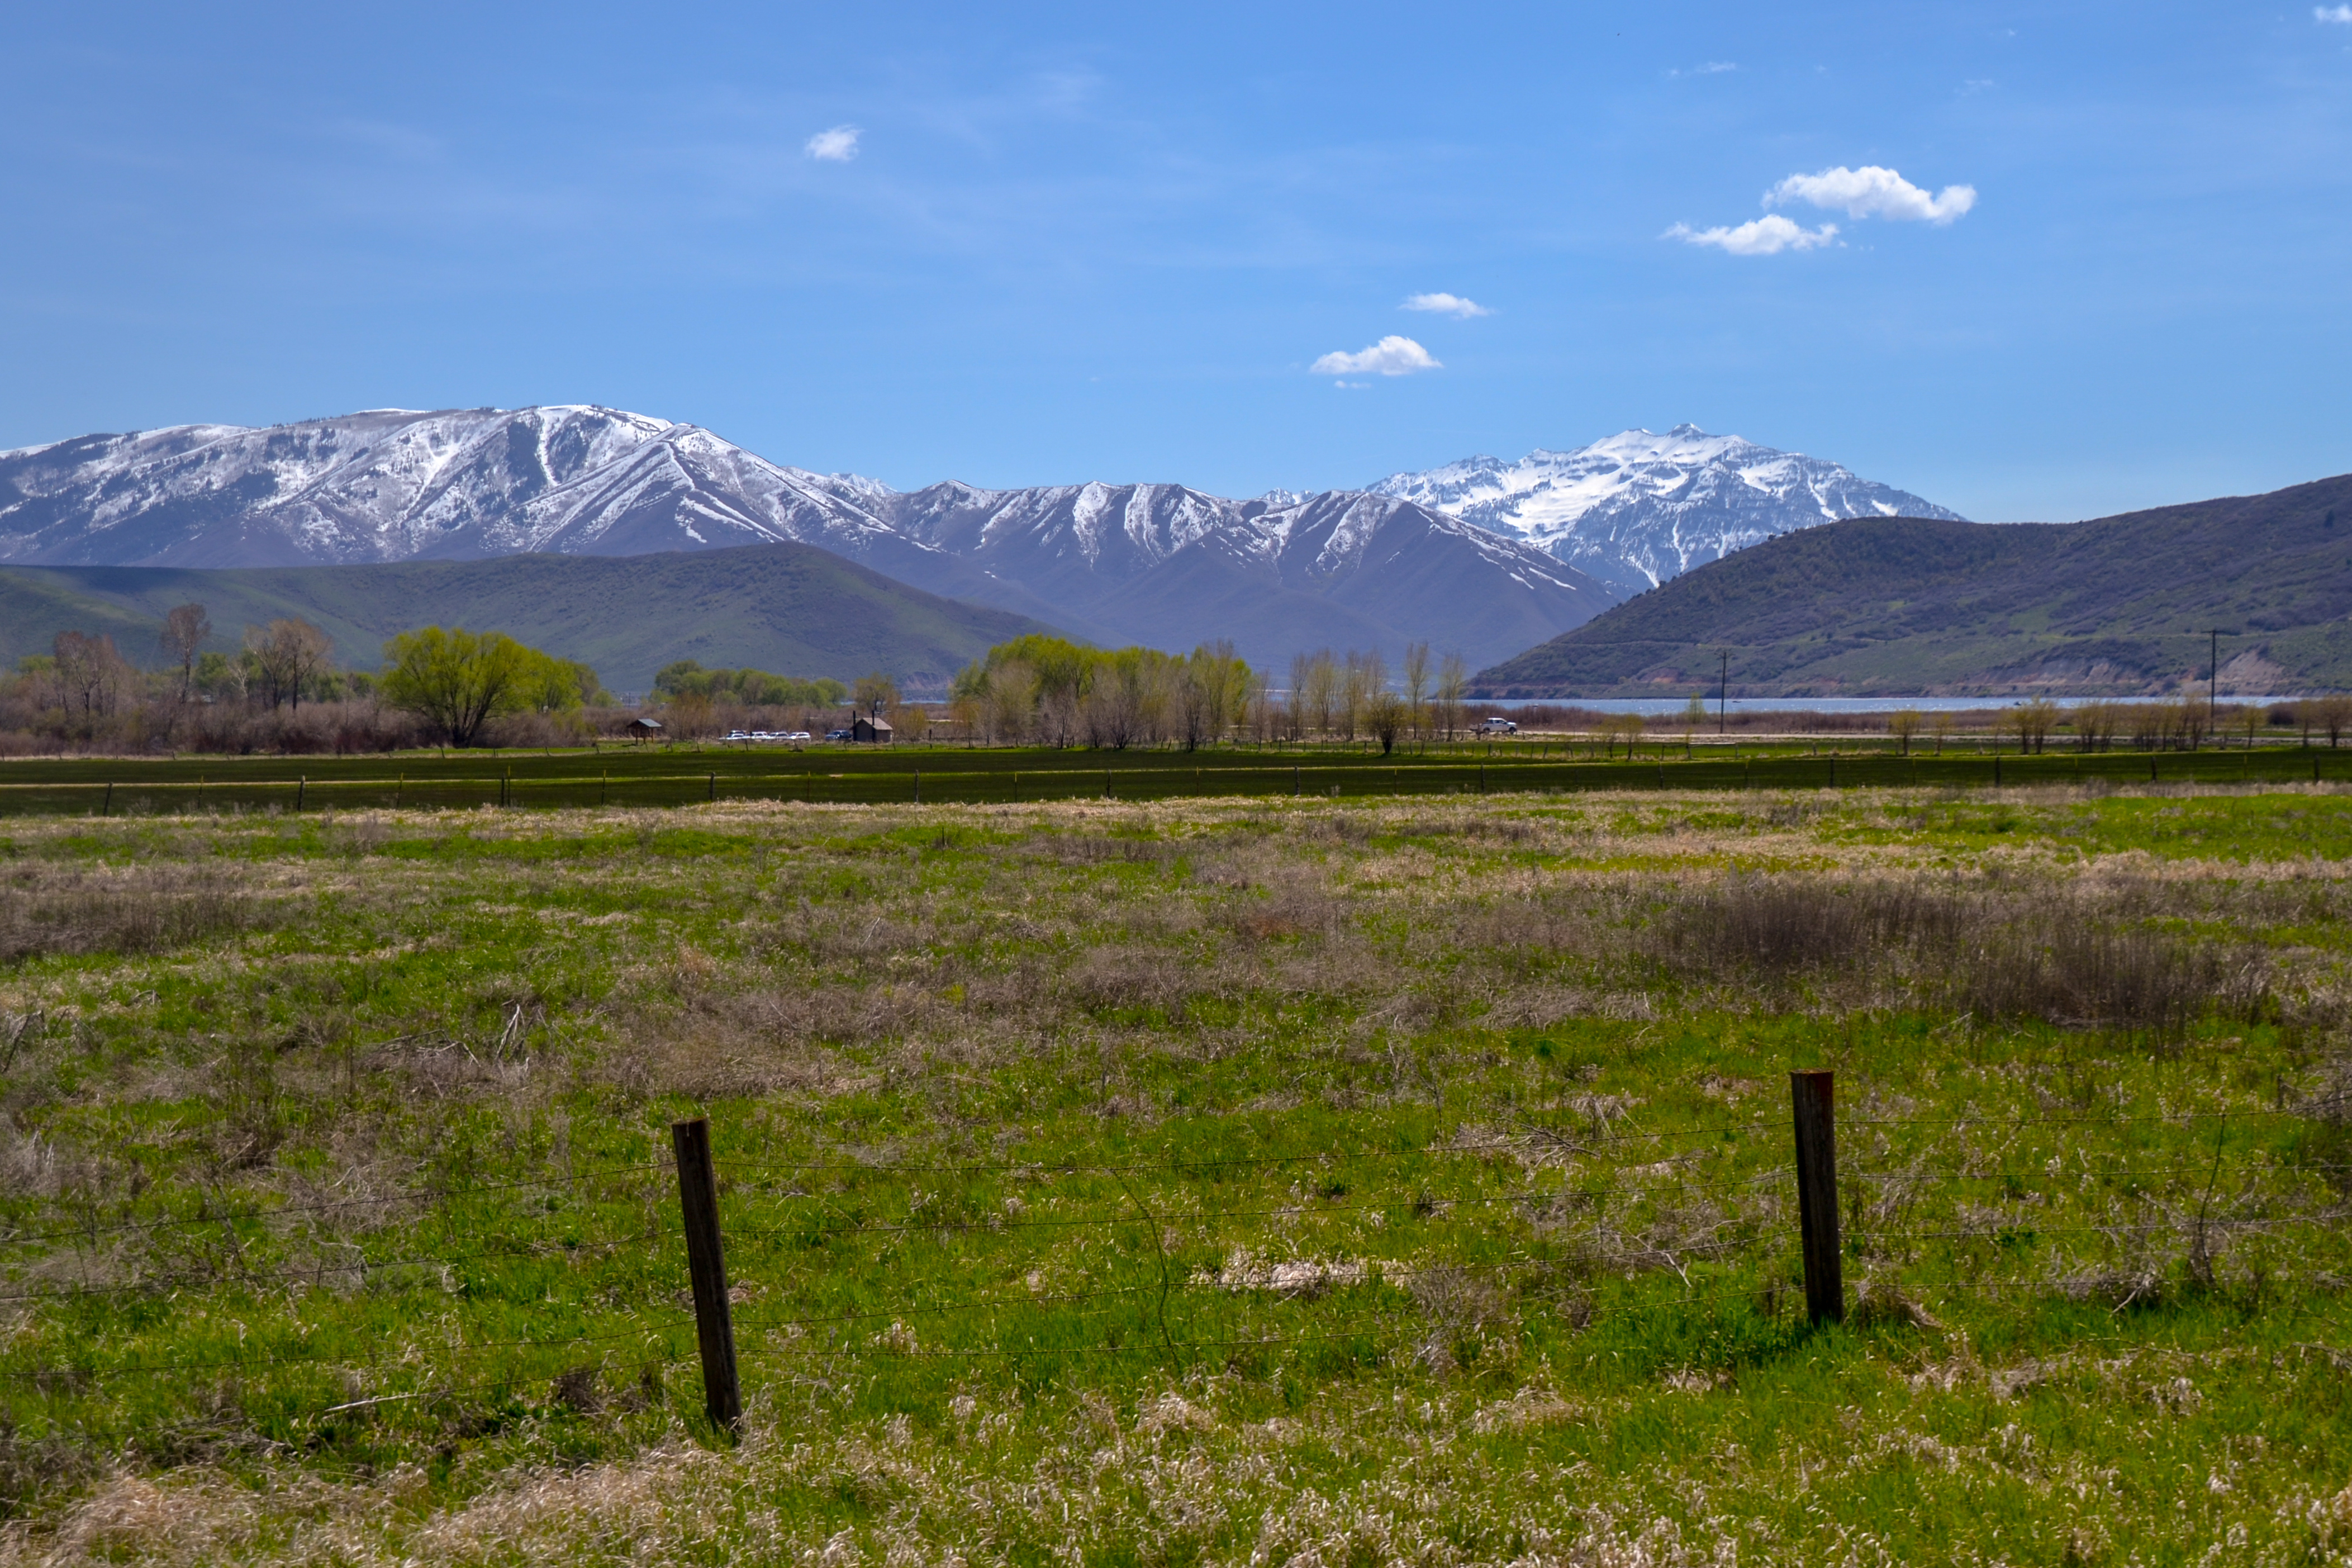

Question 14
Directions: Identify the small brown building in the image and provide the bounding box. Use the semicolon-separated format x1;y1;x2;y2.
852;715;894;744
627;716;664;740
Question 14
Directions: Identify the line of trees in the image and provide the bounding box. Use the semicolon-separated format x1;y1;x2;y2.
1;606;612;753
654;662;848;709
945;637;1483;752
949;636;1256;749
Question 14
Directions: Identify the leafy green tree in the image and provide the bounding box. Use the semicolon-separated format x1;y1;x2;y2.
379;626;587;746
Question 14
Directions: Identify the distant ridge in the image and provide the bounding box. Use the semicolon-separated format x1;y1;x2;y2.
0;543;1057;693
1470;473;2352;698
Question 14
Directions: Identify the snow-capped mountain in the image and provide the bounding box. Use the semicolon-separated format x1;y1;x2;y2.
0;406;915;568
1369;425;1966;595
867;481;1615;670
0;407;1618;671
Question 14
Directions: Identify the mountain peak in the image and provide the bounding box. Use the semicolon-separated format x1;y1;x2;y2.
1368;429;1964;594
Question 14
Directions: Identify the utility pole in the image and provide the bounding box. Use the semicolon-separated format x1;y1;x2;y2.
2210;628;2222;720
1718;650;1729;735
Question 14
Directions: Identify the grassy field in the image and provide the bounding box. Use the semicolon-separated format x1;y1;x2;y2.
1;737;2344;817
0;782;2349;1564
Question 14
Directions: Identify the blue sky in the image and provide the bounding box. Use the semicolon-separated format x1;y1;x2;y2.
2;2;2346;521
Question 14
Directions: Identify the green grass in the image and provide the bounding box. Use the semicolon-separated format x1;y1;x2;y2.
1;738;2341;819
0;784;2347;1562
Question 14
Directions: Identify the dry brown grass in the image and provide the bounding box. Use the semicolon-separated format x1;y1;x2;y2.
0;864;280;964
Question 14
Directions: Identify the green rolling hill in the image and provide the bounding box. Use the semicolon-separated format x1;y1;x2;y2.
0;543;1061;693
1471;472;2352;698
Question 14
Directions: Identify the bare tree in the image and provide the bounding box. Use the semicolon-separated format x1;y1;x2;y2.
158;604;210;702
1403;642;1432;740
1247;667;1279;741
244;619;333;711
2008;698;2059;755
1299;650;1339;742
1435;652;1467;742
51;631;131;729
1366;692;1408;755
1889;709;1922;757
1338;649;1385;743
2177;697;2210;752
2315;693;2352;749
1930;711;1954;756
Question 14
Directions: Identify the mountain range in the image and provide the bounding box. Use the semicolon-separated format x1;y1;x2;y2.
1472;473;2352;698
1369;425;1966;596
0;406;1624;672
1;406;1974;680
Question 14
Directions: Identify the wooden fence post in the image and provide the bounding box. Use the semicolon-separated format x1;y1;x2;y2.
102;782;113;818
1790;1070;1843;1325
296;776;305;812
671;1116;743;1433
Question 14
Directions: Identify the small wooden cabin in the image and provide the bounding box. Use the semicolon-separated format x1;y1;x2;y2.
851;715;894;744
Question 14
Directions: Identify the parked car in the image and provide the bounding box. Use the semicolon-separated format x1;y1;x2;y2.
825;728;853;741
782;730;813;742
1479;716;1519;734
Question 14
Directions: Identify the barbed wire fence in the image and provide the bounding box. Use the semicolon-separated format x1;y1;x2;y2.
0;1074;2342;1437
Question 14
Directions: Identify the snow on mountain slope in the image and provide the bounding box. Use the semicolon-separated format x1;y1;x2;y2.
852;481;1614;669
0;405;1622;669
1369;424;1966;595
0;406;913;568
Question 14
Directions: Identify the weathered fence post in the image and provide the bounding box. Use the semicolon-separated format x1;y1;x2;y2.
671;1116;743;1433
296;776;305;812
1790;1070;1843;1325
102;782;113;818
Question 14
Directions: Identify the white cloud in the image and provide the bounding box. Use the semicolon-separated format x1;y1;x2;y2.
804;125;862;162
1767;164;1976;224
1310;336;1442;376
1402;292;1491;319
1666;215;1838;256
2320;5;2352;21
1668;60;1738;77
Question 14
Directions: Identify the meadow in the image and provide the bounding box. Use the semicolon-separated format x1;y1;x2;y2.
0;781;2346;1564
